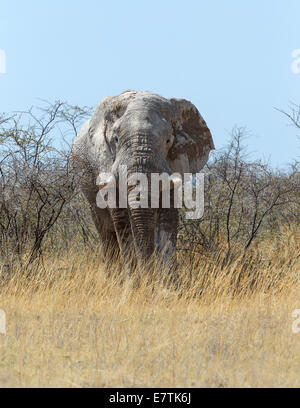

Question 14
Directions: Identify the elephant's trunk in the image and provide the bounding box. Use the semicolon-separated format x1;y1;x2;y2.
126;149;160;264
127;163;156;264
120;133;171;265
128;206;155;262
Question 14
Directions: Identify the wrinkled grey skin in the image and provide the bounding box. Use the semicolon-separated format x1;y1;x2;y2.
70;90;214;274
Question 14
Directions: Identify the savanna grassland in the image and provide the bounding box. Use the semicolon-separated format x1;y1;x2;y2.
0;104;299;387
0;227;299;388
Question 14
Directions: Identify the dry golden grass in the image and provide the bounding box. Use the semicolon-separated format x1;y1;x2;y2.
0;227;299;388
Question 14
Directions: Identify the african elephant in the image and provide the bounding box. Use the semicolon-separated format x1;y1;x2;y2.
70;90;214;274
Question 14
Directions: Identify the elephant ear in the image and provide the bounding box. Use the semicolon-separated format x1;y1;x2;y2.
168;98;215;175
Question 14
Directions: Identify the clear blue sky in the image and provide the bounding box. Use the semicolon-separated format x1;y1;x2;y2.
0;0;299;167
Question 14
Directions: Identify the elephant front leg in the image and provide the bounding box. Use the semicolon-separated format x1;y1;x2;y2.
109;208;136;274
155;205;178;279
88;203;120;264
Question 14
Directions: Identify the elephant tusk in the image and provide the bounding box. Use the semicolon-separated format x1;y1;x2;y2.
97;174;115;190
171;176;182;188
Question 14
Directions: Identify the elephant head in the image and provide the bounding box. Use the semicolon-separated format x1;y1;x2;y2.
72;90;214;266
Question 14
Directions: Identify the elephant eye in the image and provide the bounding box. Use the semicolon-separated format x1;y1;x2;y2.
114;136;119;144
166;139;171;144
